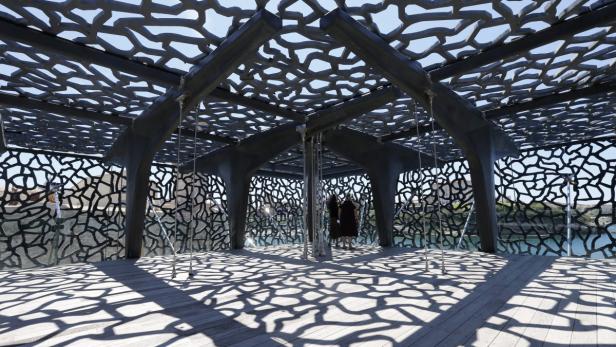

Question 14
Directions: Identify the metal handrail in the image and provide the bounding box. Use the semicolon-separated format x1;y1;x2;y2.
147;196;177;256
456;200;475;250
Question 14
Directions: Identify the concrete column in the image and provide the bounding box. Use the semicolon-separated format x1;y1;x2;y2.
124;139;153;259
220;162;251;250
303;137;316;243
322;129;426;248
467;126;499;253
367;167;398;247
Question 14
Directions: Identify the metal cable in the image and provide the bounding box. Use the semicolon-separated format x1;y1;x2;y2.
117;165;124;259
428;94;446;275
413;100;429;272
171;79;186;278
299;127;308;260
188;103;200;277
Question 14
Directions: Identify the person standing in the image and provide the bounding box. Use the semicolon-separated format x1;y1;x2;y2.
326;195;341;248
339;193;359;249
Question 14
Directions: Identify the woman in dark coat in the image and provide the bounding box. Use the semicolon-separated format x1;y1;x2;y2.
339;194;359;249
327;195;341;247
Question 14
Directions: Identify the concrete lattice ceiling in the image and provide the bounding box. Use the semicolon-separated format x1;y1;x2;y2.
0;0;614;171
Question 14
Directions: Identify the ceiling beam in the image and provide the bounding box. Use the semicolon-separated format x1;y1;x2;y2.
322;166;365;180
0;93;237;145
259;162;304;176
484;82;616;120
172;128;237;145
379;3;616;142
183;83;399;173
323;127;436;172
320;9;518;158
0;17;303;123
256;162;364;180
382;82;616;142
380;122;434;142
208;88;304;122
271;152;303;165
0;18;178;86
254;169;303;180
305;85;400;137
182;122;301;174
0;93;131;125
430;2;616;80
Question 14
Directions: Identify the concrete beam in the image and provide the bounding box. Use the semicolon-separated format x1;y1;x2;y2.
429;2;616;80
183;123;301;175
0;93;131;126
382;82;616;142
321;10;513;252
208;88;304;122
116;10;281;258
305;85;400;137
484;82;616;120
323;127;436;247
255;169;303;180
0;89;237;145
259;162;304;177
320;9;518;159
184;84;398;248
322;166;365;179
0;17;303;123
187;83;400;174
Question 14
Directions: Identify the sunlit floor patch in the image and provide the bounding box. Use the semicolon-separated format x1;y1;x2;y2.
0;245;613;346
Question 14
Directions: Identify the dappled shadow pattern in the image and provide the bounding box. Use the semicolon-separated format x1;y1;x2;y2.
0;245;613;346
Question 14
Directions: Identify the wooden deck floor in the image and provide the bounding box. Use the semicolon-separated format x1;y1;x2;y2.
0;246;614;346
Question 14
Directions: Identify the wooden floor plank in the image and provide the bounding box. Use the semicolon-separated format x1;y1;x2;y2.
568;262;598;347
511;276;562;347
405;255;534;345
0;246;612;347
596;259;616;345
542;258;580;347
482;278;544;347
433;256;552;347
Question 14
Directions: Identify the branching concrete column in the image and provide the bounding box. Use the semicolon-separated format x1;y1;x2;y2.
105;10;282;259
184;123;303;250
320;10;519;253
323;128;434;248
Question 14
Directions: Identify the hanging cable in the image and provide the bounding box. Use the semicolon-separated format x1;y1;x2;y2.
117;165;125;259
0;112;6;150
315;132;326;257
204;171;211;251
316;133;321;256
321;135;327;253
412;100;429;272
171;78;186;279
428;92;446;275
187;102;201;277
310;136;317;258
298;126;309;260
